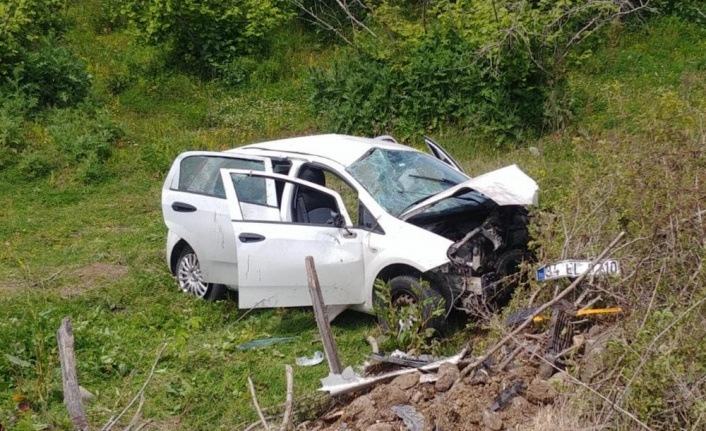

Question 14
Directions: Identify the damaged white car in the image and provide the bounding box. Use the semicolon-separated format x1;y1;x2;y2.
162;134;538;327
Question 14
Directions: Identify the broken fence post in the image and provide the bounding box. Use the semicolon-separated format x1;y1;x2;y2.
57;317;90;431
305;256;343;375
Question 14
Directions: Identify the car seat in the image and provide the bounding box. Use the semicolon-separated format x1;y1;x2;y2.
296;167;339;224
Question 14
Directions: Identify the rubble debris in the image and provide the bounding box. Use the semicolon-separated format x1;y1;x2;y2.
319;349;466;396
483;410;503;431
369;350;440;368
434;363;460;392
491;380;525;411
392;405;425;431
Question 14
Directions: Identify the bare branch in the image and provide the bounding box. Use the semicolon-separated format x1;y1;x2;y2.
248;376;270;431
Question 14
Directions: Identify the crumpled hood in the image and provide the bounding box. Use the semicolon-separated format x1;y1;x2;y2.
399;164;538;220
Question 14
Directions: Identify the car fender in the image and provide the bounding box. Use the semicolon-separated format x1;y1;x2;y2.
355;222;453;312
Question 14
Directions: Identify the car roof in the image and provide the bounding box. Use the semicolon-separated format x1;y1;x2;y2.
227;134;417;167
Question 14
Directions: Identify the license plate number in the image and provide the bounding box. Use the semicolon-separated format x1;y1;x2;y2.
537;259;621;281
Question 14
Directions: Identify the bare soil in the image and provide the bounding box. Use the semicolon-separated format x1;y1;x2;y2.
300;359;558;431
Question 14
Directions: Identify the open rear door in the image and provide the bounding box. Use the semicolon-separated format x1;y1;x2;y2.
424;136;464;173
220;169;367;309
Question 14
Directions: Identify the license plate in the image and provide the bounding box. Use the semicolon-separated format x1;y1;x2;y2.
536;259;621;281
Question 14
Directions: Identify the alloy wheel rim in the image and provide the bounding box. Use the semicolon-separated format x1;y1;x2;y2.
177;253;208;298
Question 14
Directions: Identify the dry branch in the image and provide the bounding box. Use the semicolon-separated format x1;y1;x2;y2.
248;376;269;431
281;365;294;431
455;231;625;384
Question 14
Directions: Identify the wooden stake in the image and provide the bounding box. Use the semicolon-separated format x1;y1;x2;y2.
280;365;294;431
57;317;90;431
305;256;343;374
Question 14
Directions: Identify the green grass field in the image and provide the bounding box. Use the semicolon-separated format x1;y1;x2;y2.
1;6;705;430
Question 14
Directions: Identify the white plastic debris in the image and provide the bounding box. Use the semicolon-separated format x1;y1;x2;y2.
295;351;325;366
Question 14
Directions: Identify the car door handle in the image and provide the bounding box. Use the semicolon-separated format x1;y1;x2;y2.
172;202;197;213
239;233;266;243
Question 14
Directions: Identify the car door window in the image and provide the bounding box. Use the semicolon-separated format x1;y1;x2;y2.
223;170;351;226
177;155;270;200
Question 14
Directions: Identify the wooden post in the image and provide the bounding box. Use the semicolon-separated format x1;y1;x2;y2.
305;256;343;374
57;317;90;431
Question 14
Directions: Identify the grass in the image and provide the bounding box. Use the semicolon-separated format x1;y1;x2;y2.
1;5;705;431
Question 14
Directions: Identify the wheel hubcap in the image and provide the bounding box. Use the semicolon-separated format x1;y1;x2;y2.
177;253;208;298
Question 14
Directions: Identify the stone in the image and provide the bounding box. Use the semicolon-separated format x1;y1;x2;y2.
390;372;420;391
526;378;558;404
368;423;395;431
435;362;460;392
483;410;503;431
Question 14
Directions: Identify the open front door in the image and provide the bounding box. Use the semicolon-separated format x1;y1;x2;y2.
424;136;464;173
220;169;366;308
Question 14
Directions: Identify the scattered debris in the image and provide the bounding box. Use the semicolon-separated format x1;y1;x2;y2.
319;349;467;396
236;337;296;350
295;351;325;367
491;380;525;411
392;405;424;431
369;350;441;369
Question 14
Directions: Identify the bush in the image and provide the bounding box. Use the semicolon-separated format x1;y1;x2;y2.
119;0;293;73
0;0;67;78
21;42;92;108
0;89;36;170
309;28;547;143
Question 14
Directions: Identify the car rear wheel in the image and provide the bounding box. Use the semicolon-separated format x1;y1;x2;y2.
175;246;226;301
377;275;447;335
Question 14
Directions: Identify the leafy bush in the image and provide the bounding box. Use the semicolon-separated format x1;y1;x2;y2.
0;89;36;170
20;42;92;108
0;0;67;78
308;0;643;143
119;0;293;73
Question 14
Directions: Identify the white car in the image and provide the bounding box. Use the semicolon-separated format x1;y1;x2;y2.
162;134;538;326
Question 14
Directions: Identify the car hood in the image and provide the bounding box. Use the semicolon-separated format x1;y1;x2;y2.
399;164;538;221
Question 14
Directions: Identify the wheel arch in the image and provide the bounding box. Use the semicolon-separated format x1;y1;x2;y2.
169;239;191;275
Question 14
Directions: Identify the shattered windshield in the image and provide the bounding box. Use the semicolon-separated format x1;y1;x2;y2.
347;148;487;217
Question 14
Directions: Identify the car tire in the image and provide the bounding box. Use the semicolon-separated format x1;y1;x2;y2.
175;246;227;301
377;275;447;335
489;248;533;306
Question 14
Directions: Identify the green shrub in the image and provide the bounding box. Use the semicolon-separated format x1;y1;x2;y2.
0;89;36;170
309;28;546;143
0;0;67;78
119;0;293;73
21;42;92;108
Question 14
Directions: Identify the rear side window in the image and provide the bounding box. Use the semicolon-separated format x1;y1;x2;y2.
178;156;266;202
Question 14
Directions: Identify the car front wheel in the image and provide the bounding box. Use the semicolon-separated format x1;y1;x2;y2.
175;246;226;301
377;275;447;335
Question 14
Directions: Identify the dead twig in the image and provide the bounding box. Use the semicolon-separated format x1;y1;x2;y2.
248;376;270;431
455;231;625;384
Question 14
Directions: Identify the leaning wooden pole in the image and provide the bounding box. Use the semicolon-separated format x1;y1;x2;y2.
57;317;90;431
305;256;343;374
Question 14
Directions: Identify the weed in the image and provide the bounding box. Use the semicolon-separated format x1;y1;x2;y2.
373;279;445;354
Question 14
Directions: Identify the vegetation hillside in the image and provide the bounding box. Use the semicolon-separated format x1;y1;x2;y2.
0;0;704;429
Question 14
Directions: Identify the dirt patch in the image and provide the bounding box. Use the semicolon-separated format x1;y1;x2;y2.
303;361;550;431
60;263;130;295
